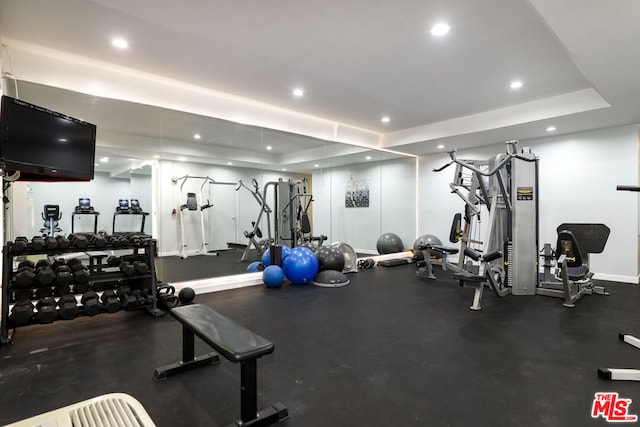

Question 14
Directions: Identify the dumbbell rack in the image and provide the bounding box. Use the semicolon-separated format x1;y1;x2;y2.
1;236;161;346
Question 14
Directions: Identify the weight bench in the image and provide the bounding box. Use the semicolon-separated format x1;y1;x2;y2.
153;304;288;427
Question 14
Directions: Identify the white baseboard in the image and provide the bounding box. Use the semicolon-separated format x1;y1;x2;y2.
168;272;263;294
593;273;638;284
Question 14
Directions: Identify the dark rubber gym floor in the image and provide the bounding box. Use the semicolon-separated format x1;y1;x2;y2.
1;262;640;426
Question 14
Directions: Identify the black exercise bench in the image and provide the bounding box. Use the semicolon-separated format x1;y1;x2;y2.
153;304;288;426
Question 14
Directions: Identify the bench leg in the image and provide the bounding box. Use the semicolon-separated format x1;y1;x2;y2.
225;359;287;427
153;326;220;381
241;359;258;422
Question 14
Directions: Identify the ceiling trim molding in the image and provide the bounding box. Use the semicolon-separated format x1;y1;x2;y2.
381;87;610;149
0;38;383;150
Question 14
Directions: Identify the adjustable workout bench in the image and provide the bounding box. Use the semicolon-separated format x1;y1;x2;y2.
153;304;288;426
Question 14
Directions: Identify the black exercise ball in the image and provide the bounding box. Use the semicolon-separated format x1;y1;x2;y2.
315;245;345;272
178;287;196;305
376;232;404;255
413;234;443;260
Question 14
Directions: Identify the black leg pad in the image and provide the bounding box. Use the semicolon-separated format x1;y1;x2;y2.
226;402;289;427
598;368;613;380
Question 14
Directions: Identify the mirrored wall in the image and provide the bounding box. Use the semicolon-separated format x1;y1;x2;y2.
2;80;416;281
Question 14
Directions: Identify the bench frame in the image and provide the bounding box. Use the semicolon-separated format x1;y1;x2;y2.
153;304;288;427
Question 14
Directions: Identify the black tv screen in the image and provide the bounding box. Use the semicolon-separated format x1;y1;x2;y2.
0;95;96;181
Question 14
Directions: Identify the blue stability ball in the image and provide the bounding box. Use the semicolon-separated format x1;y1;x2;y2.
376;232;404;255
246;261;262;273
261;244;291;267
262;265;285;288
282;246;319;285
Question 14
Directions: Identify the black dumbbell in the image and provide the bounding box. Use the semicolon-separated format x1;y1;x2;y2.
119;261;135;276
67;259;90;284
54;265;73;286
31;236;46;251
106;256;122;267
11;236;29;253
15;261;36;288
13;289;33;302
135;288;154;306
35;259;56;285
35;287;54;299
81;291;101;316
55;235;71;249
132;261;149;275
44;236;58;250
35;297;57;324
101;290;120;313
73;282;90;293
53;284;71;297
117;286;138;310
10;300;34;325
87;233;107;248
68;233;89;249
57;294;79;320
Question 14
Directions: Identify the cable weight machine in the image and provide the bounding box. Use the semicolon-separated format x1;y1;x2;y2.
428;140;539;309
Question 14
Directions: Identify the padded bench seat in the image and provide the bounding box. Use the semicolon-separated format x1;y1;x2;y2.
153;304;288;427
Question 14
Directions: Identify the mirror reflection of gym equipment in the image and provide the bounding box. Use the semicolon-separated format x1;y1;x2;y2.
173;175;237;259
40;204;62;236
113;198;149;236
234;177;327;261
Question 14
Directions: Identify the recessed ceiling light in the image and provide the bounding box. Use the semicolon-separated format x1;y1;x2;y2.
431;23;450;37
58;138;68;143
193;134;201;140
314;164;319;168
227;162;233;166
437;144;445;149
381;116;390;124
177;156;187;162
292;88;304;98
546;126;556;132
153;155;160;158
281;168;287;171
265;145;273;150
94;163;99;167
366;156;372;160
510;80;523;89
111;38;129;49
99;157;109;163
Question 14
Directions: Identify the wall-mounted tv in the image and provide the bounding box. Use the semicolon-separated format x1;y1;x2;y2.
0;95;97;181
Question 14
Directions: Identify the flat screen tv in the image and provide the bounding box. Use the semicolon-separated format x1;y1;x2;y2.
0;95;97;181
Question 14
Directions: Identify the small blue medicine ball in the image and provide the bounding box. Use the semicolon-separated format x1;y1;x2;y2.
246;261;263;273
262;265;285;288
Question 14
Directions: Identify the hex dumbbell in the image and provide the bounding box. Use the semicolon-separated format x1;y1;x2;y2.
11;236;29;253
35;297;57;324
117;286;138;310
68;233;89;249
35;259;56;285
15;260;36;288
101;290;120;313
55;235;71;249
31;236;46;251
10;300;34;325
57;294;79;320
81;291;101;316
